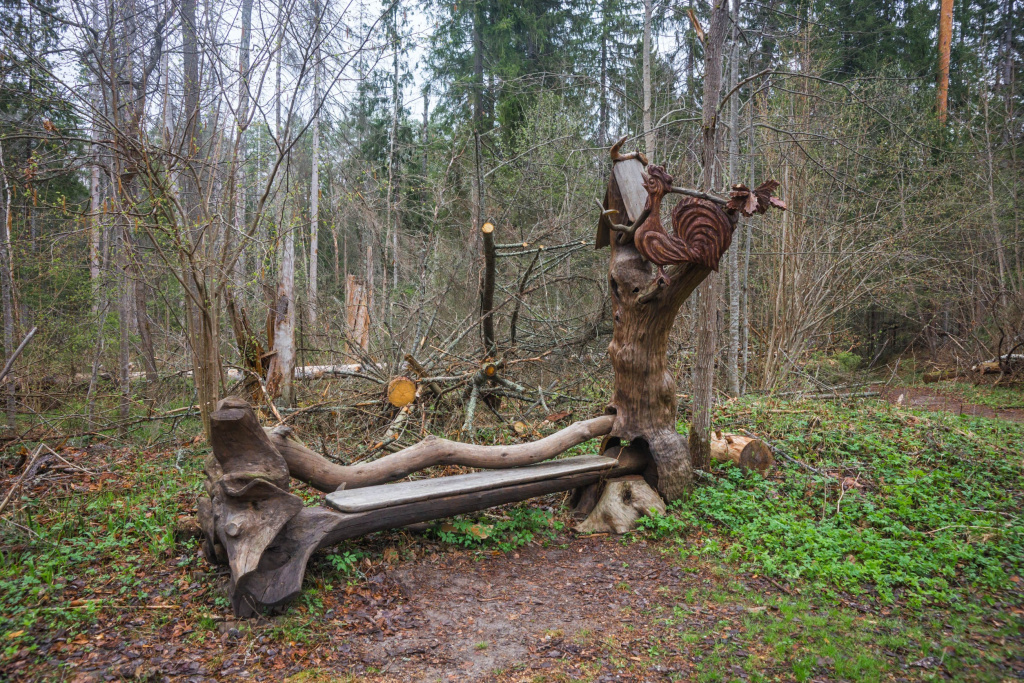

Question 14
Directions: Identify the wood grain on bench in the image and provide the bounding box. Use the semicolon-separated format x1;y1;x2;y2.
326;455;617;513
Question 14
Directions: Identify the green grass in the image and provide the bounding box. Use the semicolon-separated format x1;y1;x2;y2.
640;397;1024;606
2;389;1022;680
0;443;208;661
948;381;1024;410
639;582;1022;683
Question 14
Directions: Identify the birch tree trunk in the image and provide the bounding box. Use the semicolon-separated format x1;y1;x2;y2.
265;2;295;407
688;0;729;471
741;100;754;393
268;220;296;406
725;0;741;396
0;142;15;429
308;0;321;322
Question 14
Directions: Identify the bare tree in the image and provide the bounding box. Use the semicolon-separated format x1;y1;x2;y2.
688;0;729;471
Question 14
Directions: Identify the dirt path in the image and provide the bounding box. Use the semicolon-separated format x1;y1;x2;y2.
353;536;703;681
24;522;1022;682
875;385;1024;422
184;533;790;683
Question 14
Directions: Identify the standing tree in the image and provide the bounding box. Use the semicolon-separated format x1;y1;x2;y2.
937;0;953;124
688;0;730;471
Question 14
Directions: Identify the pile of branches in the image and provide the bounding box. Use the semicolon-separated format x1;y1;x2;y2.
243;341;595;467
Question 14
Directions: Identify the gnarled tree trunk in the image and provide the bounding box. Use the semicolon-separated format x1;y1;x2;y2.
599;162;719;502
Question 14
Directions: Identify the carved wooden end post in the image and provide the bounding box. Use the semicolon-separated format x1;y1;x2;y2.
591;141;736;504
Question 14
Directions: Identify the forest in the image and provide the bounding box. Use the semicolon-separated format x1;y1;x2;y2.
0;0;1022;678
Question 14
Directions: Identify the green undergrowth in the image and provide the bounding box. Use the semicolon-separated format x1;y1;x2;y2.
429;505;564;550
0;445;208;658
944;381;1024;410
647;582;1022;683
640;397;1024;606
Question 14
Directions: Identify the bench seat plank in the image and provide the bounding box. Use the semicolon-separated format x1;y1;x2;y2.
325;455;616;513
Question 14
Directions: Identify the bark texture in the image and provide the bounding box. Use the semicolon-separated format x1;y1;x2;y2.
576;475;666;535
937;0;953;124
603;167;720;502
689;0;731;472
266;414;614;492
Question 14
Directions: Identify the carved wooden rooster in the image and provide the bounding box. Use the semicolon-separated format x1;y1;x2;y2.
622;165;734;285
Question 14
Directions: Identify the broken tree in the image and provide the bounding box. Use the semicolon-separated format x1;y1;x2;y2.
595;141;734;500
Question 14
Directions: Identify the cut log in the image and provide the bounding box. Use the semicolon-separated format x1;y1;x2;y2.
387;376;417;407
265;414;615;492
972;355;1024;374
294;364;366;380
576;475;666;534
710;434;773;475
923;369;959;383
972;361;1002;374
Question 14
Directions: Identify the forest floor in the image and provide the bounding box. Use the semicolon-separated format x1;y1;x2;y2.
1;382;1022;682
875;382;1024;422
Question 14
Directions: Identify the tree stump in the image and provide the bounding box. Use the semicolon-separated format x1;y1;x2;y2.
576;476;666;535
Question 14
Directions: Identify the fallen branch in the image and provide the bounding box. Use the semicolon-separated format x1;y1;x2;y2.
0;326;37;385
267;411;615;492
0;444;46;517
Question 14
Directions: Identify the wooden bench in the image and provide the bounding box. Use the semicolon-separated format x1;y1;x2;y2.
198;398;643;616
325;455;617;513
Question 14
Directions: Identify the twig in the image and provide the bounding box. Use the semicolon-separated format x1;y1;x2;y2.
42;444;98;476
764;576;793;595
668;186;729;206
0;444;46;517
0;326;37;385
537;384;550;414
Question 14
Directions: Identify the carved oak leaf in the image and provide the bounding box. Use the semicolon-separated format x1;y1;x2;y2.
726;180;787;217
